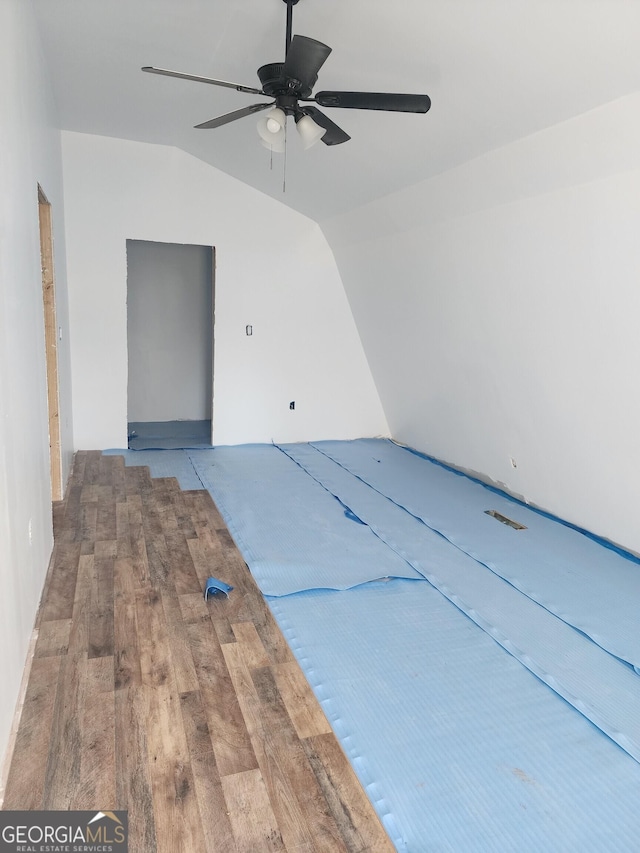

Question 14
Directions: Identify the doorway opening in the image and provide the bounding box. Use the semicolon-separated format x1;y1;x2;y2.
126;240;215;449
38;186;63;500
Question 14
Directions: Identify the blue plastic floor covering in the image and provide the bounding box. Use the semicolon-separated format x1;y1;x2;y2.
312;438;640;671
187;446;423;595
271;580;640;852
127;419;212;450
102;448;204;490
279;442;640;765
106;439;640;850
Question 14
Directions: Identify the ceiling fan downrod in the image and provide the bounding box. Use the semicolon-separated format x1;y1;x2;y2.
284;0;300;55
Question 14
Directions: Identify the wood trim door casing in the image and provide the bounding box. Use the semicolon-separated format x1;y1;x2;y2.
38;186;63;502
210;245;216;445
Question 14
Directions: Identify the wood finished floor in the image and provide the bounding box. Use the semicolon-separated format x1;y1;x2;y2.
3;451;394;853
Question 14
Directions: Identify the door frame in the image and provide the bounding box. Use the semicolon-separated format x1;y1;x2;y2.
125;240;216;445
38;185;63;501
210;245;216;445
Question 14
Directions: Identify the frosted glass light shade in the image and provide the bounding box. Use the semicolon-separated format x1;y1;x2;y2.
257;107;286;151
296;114;326;150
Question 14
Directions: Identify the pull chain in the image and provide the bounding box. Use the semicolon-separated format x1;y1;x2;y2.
282;121;287;193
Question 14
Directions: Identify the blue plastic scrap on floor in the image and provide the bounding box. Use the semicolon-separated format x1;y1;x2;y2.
204;576;233;599
116;439;640;850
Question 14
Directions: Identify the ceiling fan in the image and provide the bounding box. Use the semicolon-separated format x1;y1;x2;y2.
142;0;431;152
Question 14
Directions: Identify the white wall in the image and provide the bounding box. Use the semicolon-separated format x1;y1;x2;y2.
0;0;74;777
62;132;388;448
322;93;640;555
127;240;213;423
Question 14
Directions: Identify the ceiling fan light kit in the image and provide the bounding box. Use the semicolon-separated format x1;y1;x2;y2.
142;0;430;154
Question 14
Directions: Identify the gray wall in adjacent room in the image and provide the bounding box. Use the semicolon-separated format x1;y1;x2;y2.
127;239;213;422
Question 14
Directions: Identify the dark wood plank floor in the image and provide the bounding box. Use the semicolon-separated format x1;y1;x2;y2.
3;451;395;853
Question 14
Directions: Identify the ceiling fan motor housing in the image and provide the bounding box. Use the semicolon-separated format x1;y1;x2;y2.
258;62;314;99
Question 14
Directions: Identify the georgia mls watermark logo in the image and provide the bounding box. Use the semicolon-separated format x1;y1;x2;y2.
0;810;128;853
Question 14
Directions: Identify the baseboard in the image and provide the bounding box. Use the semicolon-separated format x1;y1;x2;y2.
0;513;63;808
0;624;40;808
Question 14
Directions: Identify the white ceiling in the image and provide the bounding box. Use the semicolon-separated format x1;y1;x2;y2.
33;0;640;222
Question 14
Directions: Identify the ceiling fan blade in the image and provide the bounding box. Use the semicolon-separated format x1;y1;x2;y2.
283;35;332;91
315;91;431;113
142;66;265;96
195;102;273;129
302;106;351;146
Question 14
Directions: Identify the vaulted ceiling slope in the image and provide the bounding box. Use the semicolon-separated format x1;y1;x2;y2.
33;0;640;222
